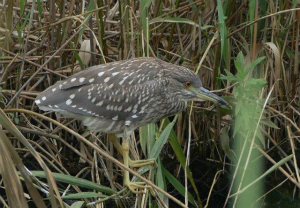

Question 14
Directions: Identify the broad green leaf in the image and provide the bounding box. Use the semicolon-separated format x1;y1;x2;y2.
30;171;116;195
260;119;279;129
219;69;239;82
235;52;246;78
148;116;177;159
70;201;85;208
244;57;265;75
165;119;201;204
162;167;197;207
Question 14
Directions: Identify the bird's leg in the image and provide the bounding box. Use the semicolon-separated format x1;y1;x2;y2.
108;134;156;168
121;129;154;194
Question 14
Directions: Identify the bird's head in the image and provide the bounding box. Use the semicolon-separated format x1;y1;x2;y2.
166;66;229;106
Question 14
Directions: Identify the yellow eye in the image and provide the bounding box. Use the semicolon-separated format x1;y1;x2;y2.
185;81;192;88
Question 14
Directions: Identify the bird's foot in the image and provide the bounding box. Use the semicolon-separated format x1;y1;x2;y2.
124;181;156;196
129;158;157;168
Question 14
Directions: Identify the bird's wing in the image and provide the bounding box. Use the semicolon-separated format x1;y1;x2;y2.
36;58;168;122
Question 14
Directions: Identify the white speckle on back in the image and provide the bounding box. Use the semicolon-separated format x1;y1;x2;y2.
71;78;76;82
59;84;62;89
98;72;105;77
125;120;131;126
96;101;103;106
54;105;58;108
104;77;110;83
66;99;72;105
42;96;46;101
35;100;41;104
79;77;85;82
112;72;119;76
63;81;67;85
70;94;75;99
91;97;96;103
112;116;118;120
52;88;56;92
71;105;76;108
132;115;138;118
89;78;94;83
78;87;82;92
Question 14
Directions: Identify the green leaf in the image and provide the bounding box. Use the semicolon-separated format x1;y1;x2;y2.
141;0;152;37
162;167;197;207
260;119;279;129
60;192;107;200
70;201;85;208
165;119;201;204
149;17;198;27
244;56;265;75
216;0;227;60
30;171;116;195
36;0;43;17
70;42;84;69
220;127;236;163
219;69;239;82
231;155;293;197
20;0;25;14
148;116;177;159
139;123;156;156
156;158;167;204
235;52;246;78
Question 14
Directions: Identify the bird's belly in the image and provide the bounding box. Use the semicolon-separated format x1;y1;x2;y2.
81;116;125;133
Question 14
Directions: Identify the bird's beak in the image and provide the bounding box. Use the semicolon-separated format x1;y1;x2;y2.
195;87;229;106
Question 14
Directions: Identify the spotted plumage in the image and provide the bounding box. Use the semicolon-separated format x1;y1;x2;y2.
36;57;227;134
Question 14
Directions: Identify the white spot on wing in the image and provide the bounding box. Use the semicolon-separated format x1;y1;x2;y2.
35;100;41;104
96;101;103;106
125;120;131;126
79;77;85;82
112;72;120;76
89;78;94;83
98;72;105;77
52;88;56;92
91;97;96;103
66;99;72;105
70;94;75;99
132;115;138;118
104;77;110;83
42;96;46;101
112;116;118;120
71;78;76;82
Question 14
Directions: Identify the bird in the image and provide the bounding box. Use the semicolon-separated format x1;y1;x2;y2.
35;57;228;193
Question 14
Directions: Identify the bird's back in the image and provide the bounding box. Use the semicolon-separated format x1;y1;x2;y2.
35;57;182;133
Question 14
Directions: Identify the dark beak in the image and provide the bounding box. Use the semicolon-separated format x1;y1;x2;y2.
196;87;229;106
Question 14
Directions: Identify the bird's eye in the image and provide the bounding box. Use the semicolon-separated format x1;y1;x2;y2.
185;81;192;88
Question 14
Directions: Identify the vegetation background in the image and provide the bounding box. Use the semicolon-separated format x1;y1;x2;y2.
0;0;299;207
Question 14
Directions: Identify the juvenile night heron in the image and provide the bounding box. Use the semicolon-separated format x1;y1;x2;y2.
35;57;228;192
